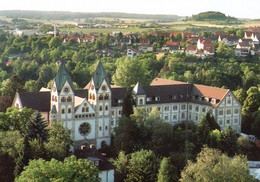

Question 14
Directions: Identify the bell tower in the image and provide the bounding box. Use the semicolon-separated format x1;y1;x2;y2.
50;61;75;126
87;60;111;149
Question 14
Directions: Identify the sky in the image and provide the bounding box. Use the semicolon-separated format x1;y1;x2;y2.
0;0;259;19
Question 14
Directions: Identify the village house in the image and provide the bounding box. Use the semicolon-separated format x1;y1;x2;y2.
127;47;142;58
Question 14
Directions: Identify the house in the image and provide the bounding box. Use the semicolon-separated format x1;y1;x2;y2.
96;48;114;57
83;36;95;43
162;41;182;54
235;42;252;57
218;36;238;46
186;45;197;55
13;61;242;151
197;38;214;56
127;47;142;58
138;43;153;52
74;145;115;182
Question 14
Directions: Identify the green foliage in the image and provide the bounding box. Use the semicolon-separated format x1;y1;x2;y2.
113;116;140;154
242;86;260;133
112;57;151;87
157;157;178;182
237;136;252;155
126;149;160;182
16;155;100;182
233;88;247;105
111;151;129;182
25;111;48;142
44;121;72;160
122;89;134;118
2;75;24;98
220;126;238;156
180;147;254;182
189;11;237;21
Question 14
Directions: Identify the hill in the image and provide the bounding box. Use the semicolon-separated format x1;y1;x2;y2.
0;10;182;22
189;11;237;21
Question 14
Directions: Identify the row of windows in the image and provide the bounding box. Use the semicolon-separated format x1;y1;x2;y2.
89;94;96;100
145;105;206;113
99;105;109;111
98;94;109;100
99;126;108;131
61;96;72;102
82;107;89;113
218;108;239;116
61;108;72;114
218;117;239;126
75;113;95;118
111;110;122;116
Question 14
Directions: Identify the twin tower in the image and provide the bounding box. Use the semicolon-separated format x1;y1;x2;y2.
50;61;112;149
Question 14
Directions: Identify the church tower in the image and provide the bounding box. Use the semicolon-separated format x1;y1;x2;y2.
87;60;111;149
50;62;75;128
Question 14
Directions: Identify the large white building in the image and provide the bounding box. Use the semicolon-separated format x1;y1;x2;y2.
13;61;242;150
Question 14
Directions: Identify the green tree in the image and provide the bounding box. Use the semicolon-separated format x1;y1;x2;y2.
122;89;134;118
112;57;150;87
252;108;260;138
205;112;220;131
220;126;237;156
113;117;140;154
26;112;48;143
126;149;159;182
216;43;234;59
2;75;24;98
48;36;62;48
157;157;178;182
16;155;100;182
237;136;252;155
111;151;129;182
233;88;247;105
180;147;254;182
44;122;72;160
242;86;260;133
196;116;211;148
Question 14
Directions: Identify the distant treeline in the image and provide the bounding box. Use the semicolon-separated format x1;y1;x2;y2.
0;10;182;22
188;11;238;21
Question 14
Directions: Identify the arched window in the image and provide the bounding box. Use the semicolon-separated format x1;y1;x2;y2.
93;94;95;100
68;108;71;113
89;94;92;100
67;96;72;102
86;107;89;112
52;95;54;101
99;94;104;100
61;97;66;102
55;96;57;102
61;109;65;114
139;99;143;105
101;141;107;149
99;106;103;111
104;94;109;100
105;105;109;111
82;107;85;112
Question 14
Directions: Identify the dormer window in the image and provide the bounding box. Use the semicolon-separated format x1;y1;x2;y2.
104;94;109;100
147;97;152;102
155;96;160;101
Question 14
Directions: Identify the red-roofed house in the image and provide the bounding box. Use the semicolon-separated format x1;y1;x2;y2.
83;36;95;43
186;45;197;55
197;38;215;56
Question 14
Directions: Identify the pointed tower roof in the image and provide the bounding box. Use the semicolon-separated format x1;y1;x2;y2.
132;82;146;95
93;60;110;90
55;62;74;92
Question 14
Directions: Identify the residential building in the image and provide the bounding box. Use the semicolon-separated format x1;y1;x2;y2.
127;47;142;58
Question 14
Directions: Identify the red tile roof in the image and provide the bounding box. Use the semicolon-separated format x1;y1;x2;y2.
150;78;189;86
166;41;180;46
186;45;197;51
